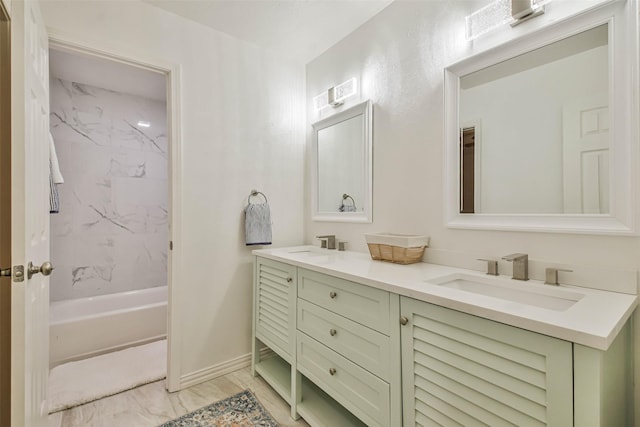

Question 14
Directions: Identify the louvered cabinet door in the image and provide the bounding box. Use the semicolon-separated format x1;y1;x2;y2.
400;297;573;427
255;258;297;362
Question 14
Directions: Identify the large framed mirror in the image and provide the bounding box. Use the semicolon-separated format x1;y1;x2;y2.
312;100;373;222
444;1;638;234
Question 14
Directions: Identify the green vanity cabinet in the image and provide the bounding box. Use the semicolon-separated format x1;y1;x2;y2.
254;258;297;361
400;297;573;426
400;296;633;427
573;323;633;427
253;255;633;427
295;268;402;427
252;258;402;427
252;257;298;417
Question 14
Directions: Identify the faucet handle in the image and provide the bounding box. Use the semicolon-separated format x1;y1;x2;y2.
544;268;573;286
477;259;498;276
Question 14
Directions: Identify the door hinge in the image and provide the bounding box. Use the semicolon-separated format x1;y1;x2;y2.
169;241;173;250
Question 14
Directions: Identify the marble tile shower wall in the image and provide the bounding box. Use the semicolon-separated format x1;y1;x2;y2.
49;78;168;302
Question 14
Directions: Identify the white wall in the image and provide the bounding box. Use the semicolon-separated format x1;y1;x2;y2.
41;1;305;382
306;2;639;423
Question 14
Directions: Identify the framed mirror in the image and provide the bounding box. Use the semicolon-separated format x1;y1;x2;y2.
312;100;373;222
444;2;638;235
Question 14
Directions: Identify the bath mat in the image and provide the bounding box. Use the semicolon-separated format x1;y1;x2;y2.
48;339;166;413
159;390;279;427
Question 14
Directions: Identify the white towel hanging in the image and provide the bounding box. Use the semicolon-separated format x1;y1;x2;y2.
50;133;64;184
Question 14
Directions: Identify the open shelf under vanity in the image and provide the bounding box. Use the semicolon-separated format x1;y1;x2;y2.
253;347;367;427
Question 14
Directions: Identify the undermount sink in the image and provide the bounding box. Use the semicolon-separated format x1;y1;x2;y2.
288;248;326;255
286;248;334;261
427;273;585;311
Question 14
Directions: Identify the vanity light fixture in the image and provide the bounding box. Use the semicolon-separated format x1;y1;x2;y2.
465;0;550;40
313;78;358;111
137;121;151;128
511;0;546;27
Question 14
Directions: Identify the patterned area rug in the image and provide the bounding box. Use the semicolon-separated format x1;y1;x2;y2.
159;390;279;427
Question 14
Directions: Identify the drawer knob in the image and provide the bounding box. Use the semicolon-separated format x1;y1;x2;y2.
400;316;409;326
329;291;337;299
286;276;293;283
329;328;337;336
329;368;337;376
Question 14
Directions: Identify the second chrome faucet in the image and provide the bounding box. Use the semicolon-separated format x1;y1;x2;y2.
502;253;529;281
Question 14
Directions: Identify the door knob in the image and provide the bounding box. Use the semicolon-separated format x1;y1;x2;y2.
27;261;53;279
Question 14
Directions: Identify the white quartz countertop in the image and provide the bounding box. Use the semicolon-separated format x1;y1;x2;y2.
253;246;638;351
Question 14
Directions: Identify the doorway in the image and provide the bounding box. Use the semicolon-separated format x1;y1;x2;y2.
45;38;179;410
460;126;475;214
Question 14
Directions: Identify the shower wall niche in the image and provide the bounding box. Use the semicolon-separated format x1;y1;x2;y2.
49;77;168;301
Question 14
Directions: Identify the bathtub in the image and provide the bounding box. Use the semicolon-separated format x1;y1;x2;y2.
49;286;167;366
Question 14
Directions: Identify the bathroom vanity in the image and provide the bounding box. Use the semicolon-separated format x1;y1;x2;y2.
251;247;636;427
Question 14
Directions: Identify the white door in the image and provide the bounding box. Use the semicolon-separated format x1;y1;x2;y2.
10;0;50;426
563;94;609;214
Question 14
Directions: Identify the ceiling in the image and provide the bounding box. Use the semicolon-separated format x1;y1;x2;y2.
48;1;394;99
145;0;394;64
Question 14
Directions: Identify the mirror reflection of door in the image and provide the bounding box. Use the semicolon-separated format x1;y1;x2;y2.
460;127;475;214
562;94;609;214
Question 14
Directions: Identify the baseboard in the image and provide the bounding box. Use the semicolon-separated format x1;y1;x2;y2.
179;347;272;389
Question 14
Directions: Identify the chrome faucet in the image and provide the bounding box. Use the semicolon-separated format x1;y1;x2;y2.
502;253;529;281
316;235;336;250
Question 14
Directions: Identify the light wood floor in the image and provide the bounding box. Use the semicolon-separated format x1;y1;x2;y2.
48;366;310;427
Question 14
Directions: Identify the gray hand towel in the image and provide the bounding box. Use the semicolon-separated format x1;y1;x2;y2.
245;202;272;245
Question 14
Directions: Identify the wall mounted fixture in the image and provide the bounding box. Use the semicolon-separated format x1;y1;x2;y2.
313;78;357;111
511;0;545;27
466;0;550;40
338;193;356;212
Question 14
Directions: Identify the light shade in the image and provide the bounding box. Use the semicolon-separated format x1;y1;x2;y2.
466;0;550;41
465;0;511;41
314;78;358;111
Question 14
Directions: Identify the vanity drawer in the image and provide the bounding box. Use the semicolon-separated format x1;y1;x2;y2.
297;332;390;427
298;268;390;335
298;299;391;381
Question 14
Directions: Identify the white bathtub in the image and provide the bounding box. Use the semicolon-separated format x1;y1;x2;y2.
49;286;167;366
